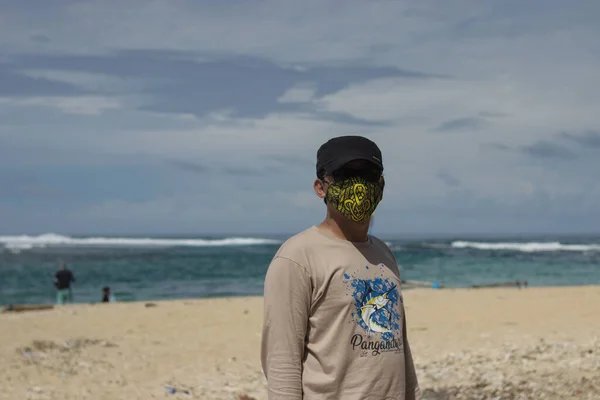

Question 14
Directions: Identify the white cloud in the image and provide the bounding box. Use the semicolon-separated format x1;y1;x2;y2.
2;1;600;233
78;112;367;162
19;69;142;93
1;1;422;62
3;1;597;73
277;83;316;103
316;76;599;131
0;96;121;115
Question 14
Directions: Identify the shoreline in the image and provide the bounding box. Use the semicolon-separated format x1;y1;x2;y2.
1;286;599;399
5;283;600;309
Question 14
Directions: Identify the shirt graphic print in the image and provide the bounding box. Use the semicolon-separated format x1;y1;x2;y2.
343;263;403;357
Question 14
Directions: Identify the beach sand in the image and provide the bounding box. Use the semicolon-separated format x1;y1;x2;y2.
1;286;599;400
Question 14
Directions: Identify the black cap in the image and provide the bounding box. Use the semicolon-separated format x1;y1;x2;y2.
316;135;383;176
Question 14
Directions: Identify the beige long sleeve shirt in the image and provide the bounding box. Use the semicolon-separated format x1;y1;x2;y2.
261;226;420;400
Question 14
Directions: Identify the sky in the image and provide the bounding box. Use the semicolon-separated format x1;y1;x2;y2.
1;0;600;237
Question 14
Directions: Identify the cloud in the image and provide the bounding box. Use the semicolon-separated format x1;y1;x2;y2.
266;155;314;168
436;172;461;187
433;117;489;132
520;140;577;160
1;1;600;235
313;75;595;130
166;159;268;177
166;160;210;174
0;96;121;115
7;51;435;119
223;167;269;177
560;131;600;148
0;64;84;97
480;142;511;151
30;34;51;44
19;69;145;94
478;111;506;118
277;83;316;103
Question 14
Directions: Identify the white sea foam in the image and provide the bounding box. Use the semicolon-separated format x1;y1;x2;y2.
0;233;281;250
451;241;600;252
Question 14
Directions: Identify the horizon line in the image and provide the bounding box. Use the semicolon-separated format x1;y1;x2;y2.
3;231;600;240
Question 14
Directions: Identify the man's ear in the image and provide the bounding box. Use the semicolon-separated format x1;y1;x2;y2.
314;178;327;200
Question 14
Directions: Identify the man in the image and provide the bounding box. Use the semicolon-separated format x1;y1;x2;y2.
54;261;75;305
261;136;420;399
101;286;116;303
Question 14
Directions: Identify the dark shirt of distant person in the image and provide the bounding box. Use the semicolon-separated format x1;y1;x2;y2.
55;262;75;305
102;286;116;303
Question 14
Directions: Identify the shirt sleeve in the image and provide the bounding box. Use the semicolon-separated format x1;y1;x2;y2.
403;305;421;400
261;256;312;400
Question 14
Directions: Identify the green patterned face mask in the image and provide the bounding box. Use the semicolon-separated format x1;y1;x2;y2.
326;176;383;223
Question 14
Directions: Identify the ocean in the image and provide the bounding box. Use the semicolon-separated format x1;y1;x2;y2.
1;232;600;306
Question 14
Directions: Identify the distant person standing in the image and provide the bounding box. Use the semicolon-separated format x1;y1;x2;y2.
101;286;116;303
54;261;75;304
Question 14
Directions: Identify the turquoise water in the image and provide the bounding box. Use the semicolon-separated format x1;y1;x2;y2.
1;233;600;305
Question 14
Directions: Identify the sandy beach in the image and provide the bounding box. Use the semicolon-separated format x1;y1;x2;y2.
1;286;599;400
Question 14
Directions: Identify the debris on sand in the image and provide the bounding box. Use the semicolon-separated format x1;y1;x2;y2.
17;338;118;377
3;304;54;313
418;338;600;400
236;394;258;400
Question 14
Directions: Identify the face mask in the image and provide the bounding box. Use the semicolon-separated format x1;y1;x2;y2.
326;176;383;223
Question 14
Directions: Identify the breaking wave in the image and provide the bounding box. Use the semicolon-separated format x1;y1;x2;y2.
451;241;600;252
0;233;282;251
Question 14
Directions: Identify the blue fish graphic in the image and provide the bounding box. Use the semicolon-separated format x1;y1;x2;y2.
359;282;396;337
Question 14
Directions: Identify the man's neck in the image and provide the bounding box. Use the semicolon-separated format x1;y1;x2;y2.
318;214;370;242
